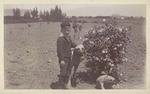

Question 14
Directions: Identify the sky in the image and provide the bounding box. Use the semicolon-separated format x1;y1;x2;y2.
4;4;146;17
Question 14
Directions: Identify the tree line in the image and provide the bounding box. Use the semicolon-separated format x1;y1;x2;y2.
11;5;66;22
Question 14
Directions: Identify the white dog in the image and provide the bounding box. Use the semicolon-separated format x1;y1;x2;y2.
96;70;126;89
96;71;116;89
67;44;84;88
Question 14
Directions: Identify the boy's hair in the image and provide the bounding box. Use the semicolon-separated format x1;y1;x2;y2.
60;20;71;28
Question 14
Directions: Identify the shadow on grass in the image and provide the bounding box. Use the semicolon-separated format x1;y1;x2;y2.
50;81;61;89
76;71;98;85
75;60;102;85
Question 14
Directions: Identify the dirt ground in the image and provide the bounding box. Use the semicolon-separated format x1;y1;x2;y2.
4;21;146;89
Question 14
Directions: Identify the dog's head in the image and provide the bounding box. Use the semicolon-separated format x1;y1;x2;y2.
74;44;85;55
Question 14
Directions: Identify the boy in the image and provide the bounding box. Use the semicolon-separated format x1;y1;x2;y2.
57;20;76;89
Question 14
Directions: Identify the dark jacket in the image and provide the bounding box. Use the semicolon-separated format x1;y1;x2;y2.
57;36;76;61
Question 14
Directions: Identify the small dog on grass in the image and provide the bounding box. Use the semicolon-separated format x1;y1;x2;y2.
96;63;127;89
96;71;116;89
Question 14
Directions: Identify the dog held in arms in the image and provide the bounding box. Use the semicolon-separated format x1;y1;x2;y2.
67;44;85;88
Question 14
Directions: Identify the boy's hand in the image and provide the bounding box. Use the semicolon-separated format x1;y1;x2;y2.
60;60;65;66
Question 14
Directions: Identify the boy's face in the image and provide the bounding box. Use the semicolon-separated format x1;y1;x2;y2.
61;26;71;37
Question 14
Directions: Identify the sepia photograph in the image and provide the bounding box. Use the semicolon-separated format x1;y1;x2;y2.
3;4;146;90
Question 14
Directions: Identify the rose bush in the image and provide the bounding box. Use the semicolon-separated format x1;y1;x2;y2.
82;21;130;76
